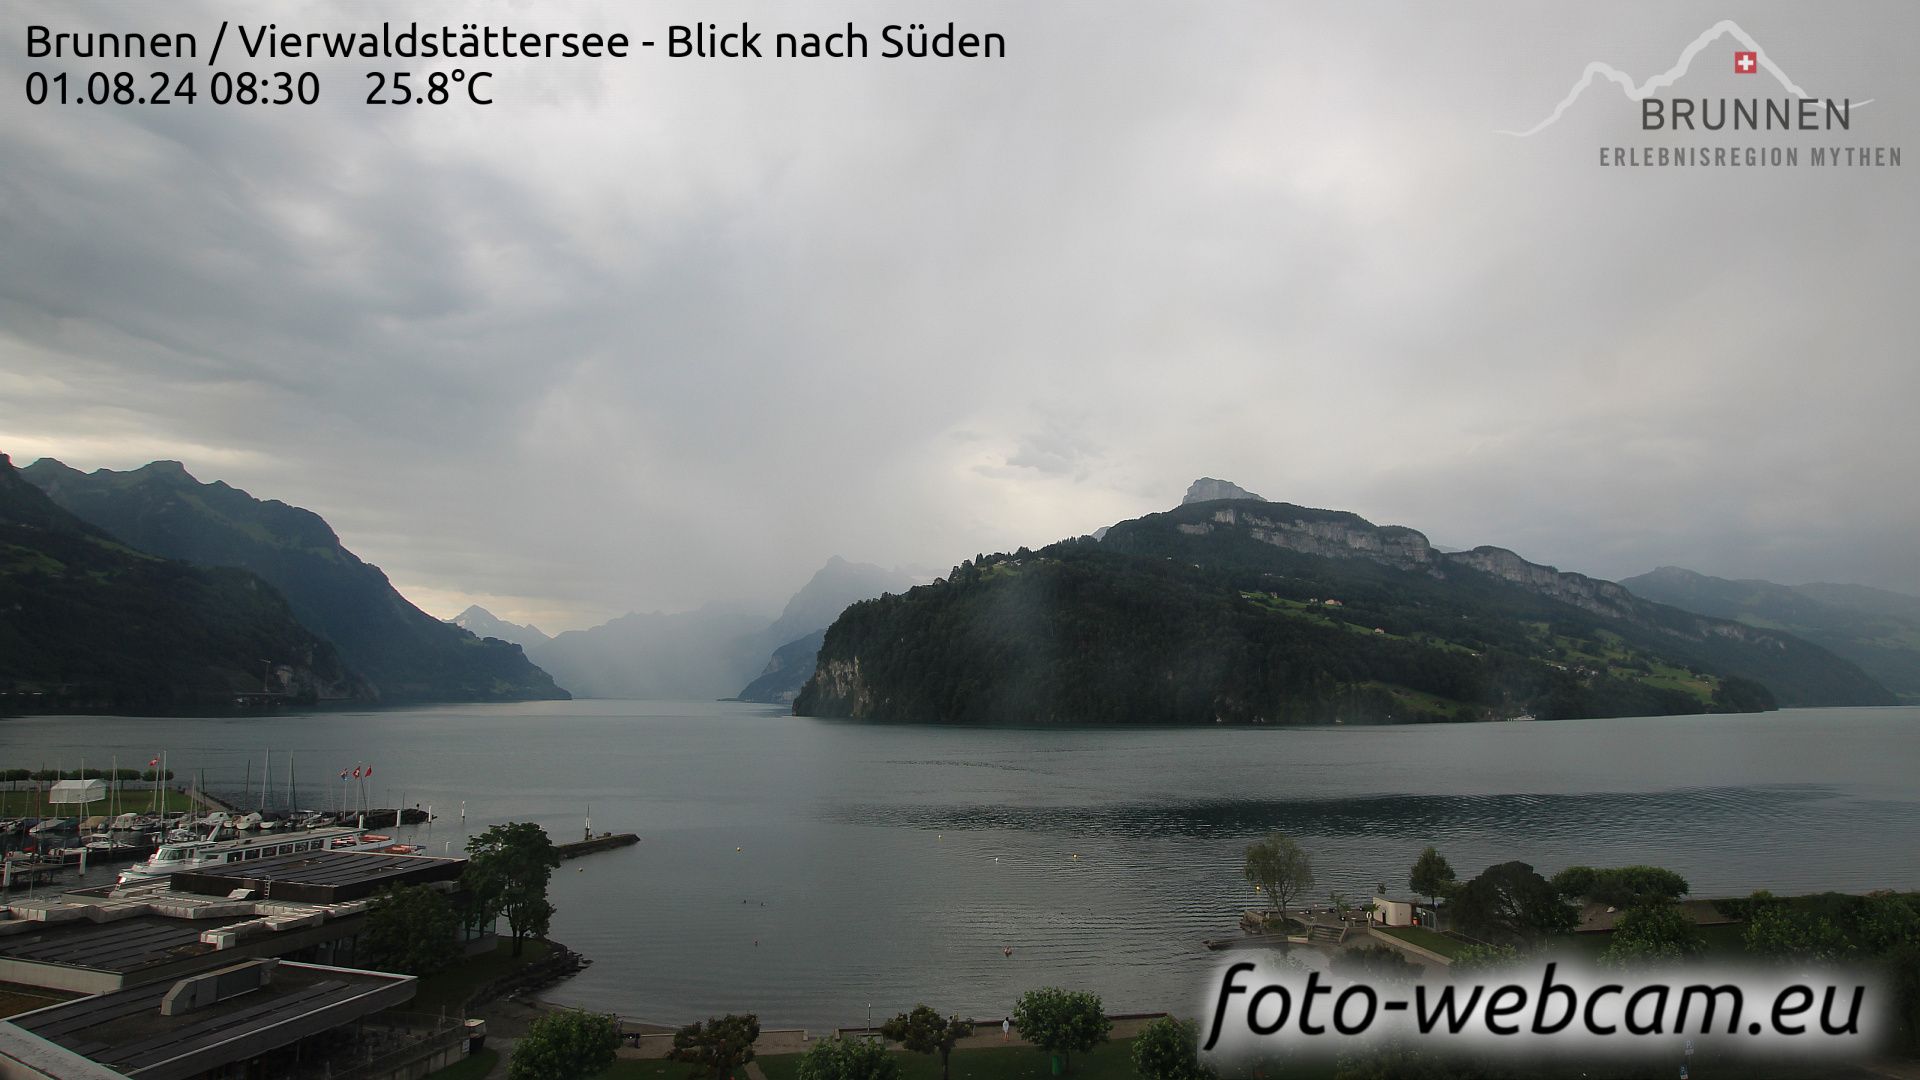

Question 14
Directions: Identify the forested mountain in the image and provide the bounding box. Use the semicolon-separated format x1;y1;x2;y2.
795;490;1893;725
0;453;368;713
23;458;566;704
736;629;828;705
1623;566;1920;703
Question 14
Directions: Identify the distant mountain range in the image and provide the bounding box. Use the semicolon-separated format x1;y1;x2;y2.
0;453;368;712
451;556;919;702
794;481;1894;725
1622;566;1920;703
23;458;566;705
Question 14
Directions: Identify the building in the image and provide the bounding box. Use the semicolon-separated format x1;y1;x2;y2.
0;848;479;1079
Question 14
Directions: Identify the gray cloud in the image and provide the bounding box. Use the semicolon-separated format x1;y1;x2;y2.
2;0;1915;629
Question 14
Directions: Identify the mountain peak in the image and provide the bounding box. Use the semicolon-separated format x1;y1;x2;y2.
1183;477;1265;504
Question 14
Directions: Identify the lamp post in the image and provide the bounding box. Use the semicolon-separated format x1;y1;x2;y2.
867;1003;872;1040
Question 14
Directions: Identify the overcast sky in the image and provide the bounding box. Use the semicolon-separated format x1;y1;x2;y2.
3;1;1914;631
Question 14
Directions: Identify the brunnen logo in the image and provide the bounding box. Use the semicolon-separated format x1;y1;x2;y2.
1499;19;1901;169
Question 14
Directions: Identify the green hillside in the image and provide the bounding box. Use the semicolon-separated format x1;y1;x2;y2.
795;497;1891;725
0;453;368;713
1623;566;1920;702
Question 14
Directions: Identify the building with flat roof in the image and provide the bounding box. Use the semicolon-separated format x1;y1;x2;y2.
0;958;454;1080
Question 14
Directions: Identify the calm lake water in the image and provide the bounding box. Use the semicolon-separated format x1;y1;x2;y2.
3;702;1916;1029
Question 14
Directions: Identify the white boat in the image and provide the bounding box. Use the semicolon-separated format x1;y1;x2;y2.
28;818;73;835
234;812;264;831
114;827;408;885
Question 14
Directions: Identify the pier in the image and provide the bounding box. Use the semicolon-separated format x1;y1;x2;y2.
558;833;639;860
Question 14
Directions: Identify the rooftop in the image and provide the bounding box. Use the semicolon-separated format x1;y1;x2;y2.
170;848;465;904
0;914;248;975
5;960;415;1080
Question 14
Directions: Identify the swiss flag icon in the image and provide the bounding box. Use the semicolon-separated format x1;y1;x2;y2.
1735;50;1758;74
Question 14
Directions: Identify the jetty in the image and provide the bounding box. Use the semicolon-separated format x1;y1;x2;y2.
558;833;639;860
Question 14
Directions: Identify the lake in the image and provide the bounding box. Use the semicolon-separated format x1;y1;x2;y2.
2;702;1916;1029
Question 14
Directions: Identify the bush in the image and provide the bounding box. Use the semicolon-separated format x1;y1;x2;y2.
507;1010;619;1080
796;1036;898;1080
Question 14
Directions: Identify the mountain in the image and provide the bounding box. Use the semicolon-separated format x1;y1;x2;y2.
736;629;828;705
0;453;369;712
732;557;921;703
1622;567;1920;703
450;605;550;648
23;458;566;704
795;491;1892;725
527;605;770;700
1183;477;1264;504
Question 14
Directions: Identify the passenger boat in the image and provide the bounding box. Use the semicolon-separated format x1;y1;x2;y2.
114;826;409;884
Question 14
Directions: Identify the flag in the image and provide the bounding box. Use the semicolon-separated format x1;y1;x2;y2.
340;769;348;780
148;758;159;767
365;765;373;777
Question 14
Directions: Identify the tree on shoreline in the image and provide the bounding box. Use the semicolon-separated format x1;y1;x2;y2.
1130;1016;1216;1080
508;1009;620;1080
360;883;460;975
464;821;561;957
1244;832;1314;928
1012;988;1111;1075
1408;847;1456;912
670;1013;761;1080
797;1035;898;1080
880;1005;971;1080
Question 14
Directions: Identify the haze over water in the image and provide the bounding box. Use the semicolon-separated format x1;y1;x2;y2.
3;702;1916;1029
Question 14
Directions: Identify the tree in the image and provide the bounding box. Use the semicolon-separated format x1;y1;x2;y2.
1012;987;1111;1074
670;1014;762;1080
1447;943;1521;973
508;1009;620;1080
880;1005;971;1080
1407;848;1455;909
1550;865;1689;909
1599;903;1703;967
1408;848;1455;916
1130;1016;1216;1080
797;1036;898;1080
1743;905;1855;964
1450;862;1577;947
1244;832;1314;927
464;821;561;956
359;884;461;975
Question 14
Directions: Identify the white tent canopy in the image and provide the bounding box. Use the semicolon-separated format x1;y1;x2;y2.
47;778;107;805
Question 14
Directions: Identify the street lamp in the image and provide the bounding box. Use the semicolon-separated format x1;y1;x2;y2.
867;1003;872;1040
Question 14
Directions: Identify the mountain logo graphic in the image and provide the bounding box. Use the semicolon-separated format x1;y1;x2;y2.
1498;20;1871;137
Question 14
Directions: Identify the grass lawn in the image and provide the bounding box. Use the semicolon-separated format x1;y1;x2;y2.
413;938;552;1016
428;1048;498;1080
1375;925;1464;959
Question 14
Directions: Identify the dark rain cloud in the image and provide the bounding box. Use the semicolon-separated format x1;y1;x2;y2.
2;0;1915;628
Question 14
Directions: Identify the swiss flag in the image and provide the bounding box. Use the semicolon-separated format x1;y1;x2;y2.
353;766;362;778
148;758;159;767
1734;50;1757;74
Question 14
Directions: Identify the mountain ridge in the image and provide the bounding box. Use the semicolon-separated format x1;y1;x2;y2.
0;452;370;712
24;458;567;705
794;486;1891;725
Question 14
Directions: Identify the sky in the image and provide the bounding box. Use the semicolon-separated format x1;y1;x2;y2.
2;1;1915;631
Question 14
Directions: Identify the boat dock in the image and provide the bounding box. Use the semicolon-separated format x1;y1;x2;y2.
558;833;639;860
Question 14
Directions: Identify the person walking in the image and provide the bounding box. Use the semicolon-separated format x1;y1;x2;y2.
1001;1017;1011;1043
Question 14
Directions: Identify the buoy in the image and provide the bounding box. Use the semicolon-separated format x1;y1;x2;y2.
736;846;742;852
